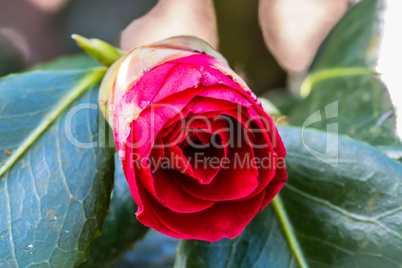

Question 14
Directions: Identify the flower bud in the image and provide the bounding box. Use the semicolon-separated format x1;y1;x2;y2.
100;36;287;242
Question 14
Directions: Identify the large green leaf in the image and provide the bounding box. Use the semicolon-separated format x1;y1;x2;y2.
0;69;115;267
279;126;402;267
176;126;402;268
290;0;398;145
82;154;148;268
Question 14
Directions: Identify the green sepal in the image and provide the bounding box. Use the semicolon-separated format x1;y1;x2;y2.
72;34;125;67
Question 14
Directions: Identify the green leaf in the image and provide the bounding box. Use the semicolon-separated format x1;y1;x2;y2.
176;126;402;268
0;69;114;267
291;74;396;145
290;0;398;146
309;0;380;72
82;154;148;268
113;229;178;268
0;69;105;175
377;145;402;162
281;126;402;267
31;54;101;71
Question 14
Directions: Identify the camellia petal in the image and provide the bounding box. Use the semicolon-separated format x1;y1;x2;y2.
142;187;266;242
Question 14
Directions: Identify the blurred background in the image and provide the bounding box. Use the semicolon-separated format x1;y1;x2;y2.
0;0;157;75
1;0;400;97
0;0;356;114
0;0;309;95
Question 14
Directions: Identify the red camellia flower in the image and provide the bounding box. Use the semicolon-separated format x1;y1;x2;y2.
99;36;287;242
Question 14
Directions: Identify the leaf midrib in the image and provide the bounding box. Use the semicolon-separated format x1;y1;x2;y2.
284;183;402;241
272;179;402;268
0;68;105;178
273;181;402;268
272;194;309;268
300;67;374;97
